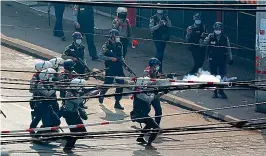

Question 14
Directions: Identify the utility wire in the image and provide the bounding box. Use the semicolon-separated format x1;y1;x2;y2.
1;24;255;51
44;1;266;11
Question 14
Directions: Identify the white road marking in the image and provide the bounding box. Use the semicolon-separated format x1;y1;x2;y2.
11;103;31;112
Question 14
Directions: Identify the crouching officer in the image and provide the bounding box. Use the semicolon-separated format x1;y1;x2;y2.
143;58;163;126
62;32;90;74
98;29;125;110
186;13;207;75
203;22;233;99
61;78;99;151
130;81;165;149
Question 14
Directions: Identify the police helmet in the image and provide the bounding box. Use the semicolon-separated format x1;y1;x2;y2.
193;13;201;20
116;7;127;13
149;57;161;67
63;59;75;70
35;61;53;71
72;32;83;40
213;22;223;30
49;57;64;69
35;61;46;72
39;68;57;81
70;78;86;89
109;29;120;37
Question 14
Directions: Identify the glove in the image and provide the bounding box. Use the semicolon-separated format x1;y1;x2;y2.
228;60;233;66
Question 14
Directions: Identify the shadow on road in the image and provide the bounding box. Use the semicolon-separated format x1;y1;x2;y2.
132;149;162;156
100;105;128;121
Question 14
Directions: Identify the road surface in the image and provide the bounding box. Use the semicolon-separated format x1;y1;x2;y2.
1;45;266;155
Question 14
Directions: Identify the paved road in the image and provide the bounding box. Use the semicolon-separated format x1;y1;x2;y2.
1;46;266;155
2;1;264;122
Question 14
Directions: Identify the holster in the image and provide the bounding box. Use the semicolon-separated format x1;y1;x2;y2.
130;110;145;124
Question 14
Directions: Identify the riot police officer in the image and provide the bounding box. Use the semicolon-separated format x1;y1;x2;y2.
112;7;132;59
73;4;98;60
130;80;162;149
61;79;87;151
49;2;66;41
149;7;171;73
62;32;89;74
58;59;78;107
32;68;61;134
204;22;233;99
98;29;125;110
29;61;53;132
49;57;64;72
186;13;207;75
143;58;163;125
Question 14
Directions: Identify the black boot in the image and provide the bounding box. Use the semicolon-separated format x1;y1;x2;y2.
136;137;147;144
212;90;218;99
114;101;124;110
98;97;104;104
218;89;228;99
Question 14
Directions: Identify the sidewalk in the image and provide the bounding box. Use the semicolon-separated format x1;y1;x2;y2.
2;1;266;123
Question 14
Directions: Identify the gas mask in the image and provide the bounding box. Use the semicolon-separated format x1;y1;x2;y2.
75;39;82;45
155;66;160;71
118;12;127;20
195;20;201;25
157;10;163;15
214;30;222;35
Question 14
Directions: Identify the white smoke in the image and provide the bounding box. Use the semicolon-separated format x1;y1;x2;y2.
172;69;221;94
182;69;221;82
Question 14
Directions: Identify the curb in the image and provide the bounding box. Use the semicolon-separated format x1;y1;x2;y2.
1;34;241;124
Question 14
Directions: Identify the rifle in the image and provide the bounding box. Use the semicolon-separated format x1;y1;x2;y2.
76;57;91;73
117;57;137;76
104;45;137;76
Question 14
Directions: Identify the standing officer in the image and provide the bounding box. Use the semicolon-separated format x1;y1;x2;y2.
73;4;98;61
112;7;132;59
29;61;53;133
203;22;233;99
186;13;207;75
62;32;90;74
149;7;171;73
33;68;61;134
98;29;125;110
61;78;91;151
143;58;163;125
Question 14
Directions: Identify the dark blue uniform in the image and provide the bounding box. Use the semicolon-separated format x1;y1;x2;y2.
99;40;125;106
186;24;207;74
53;3;65;38
73;5;97;59
205;33;231;76
149;14;171;73
63;43;86;74
61;90;87;150
131;90;160;145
